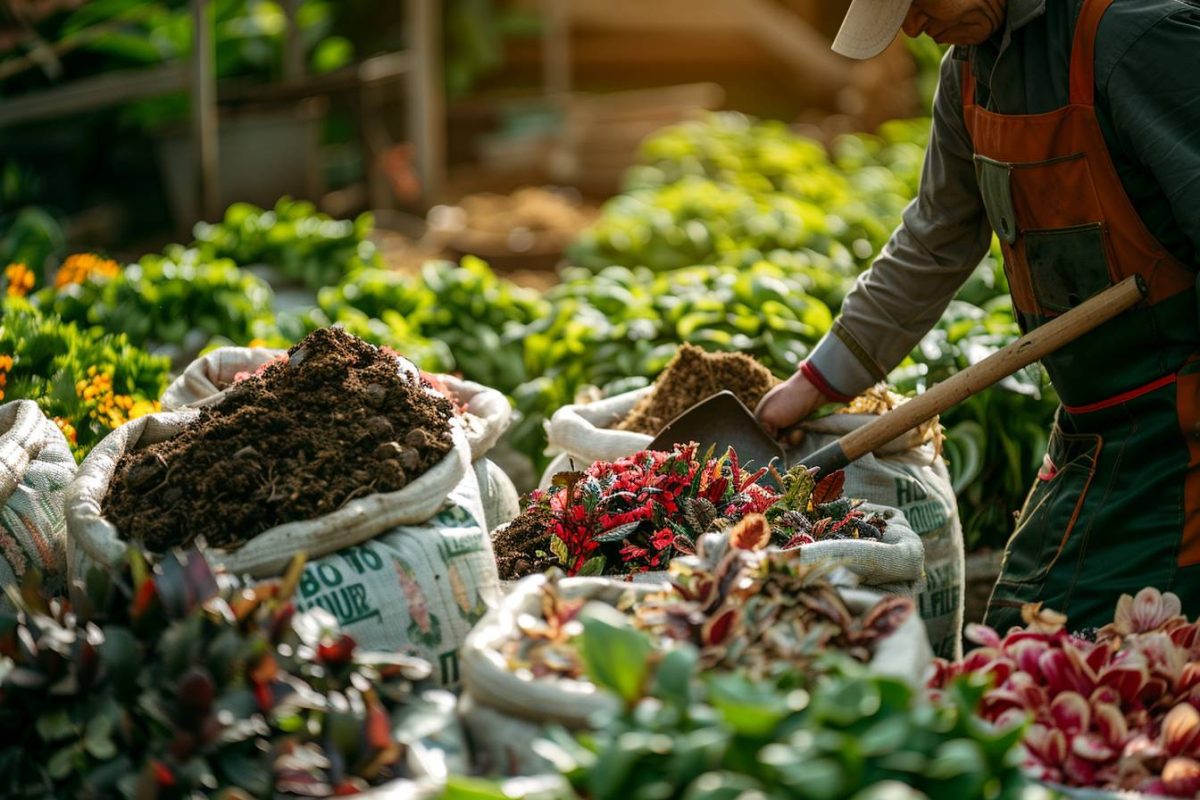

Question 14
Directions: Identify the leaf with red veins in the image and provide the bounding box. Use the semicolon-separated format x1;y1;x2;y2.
1050;691;1091;736
1097;653;1151;703
1170;623;1200;652
1161;757;1200;797
966;623;1003;649
984;673;1047;720
701;605;739;647
728;514;771;552
1024;724;1069;765
1093;703;1130;749
1039;648;1093;695
1180;663;1200;696
1072;733;1119;764
1089;686;1122;707
1137;632;1189;685
1162;703;1200;758
1063;752;1100;786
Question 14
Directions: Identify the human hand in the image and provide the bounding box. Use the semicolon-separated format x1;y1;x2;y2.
755;371;826;446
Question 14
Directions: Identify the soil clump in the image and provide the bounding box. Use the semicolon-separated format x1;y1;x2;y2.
492;510;555;580
105;327;454;552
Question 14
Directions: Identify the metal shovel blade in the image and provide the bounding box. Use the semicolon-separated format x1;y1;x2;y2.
647;391;786;475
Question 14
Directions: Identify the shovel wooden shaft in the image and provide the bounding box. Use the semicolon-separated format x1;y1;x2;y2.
803;275;1147;475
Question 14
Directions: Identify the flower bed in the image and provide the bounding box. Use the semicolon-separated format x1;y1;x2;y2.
931;590;1200;797
493;443;884;581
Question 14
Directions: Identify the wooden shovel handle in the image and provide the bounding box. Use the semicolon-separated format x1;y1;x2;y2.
803;275;1146;475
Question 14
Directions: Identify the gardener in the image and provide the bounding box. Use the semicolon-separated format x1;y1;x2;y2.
756;0;1200;632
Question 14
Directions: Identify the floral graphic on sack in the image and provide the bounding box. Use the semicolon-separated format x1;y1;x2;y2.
448;559;488;623
393;559;441;648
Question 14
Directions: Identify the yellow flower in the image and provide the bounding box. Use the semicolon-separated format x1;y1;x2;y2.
248;338;269;348
54;253;120;289
53;417;78;445
4;263;35;297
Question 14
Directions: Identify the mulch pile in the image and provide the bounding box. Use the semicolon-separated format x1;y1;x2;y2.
492;509;556;581
105;327;455;553
618;344;780;435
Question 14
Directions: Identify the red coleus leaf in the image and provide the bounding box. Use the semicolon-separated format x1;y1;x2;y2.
131;577;158;620
318;633;357;665
811;470;846;506
728;514;771;552
366;702;393;751
151;759;177;787
702;606;740;647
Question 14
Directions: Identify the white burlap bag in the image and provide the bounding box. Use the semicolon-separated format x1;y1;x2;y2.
159;346;290;410
296;468;500;688
495;503;923;595
163;349;520;533
796;413;965;659
538;388;653;487
66;409;470;579
460;574;932;776
438;374;519;532
793;503;925;595
0;400;75;606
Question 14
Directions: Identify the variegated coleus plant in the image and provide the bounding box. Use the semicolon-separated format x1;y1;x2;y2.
520;444;886;578
929;589;1200;797
0;550;432;799
502;517;914;684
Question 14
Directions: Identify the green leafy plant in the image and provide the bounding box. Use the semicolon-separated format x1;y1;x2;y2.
36;246;277;360
192;198;381;289
0;548;433;798
0;296;169;458
535;629;1032;800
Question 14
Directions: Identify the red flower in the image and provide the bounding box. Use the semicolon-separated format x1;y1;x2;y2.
650;528;675;551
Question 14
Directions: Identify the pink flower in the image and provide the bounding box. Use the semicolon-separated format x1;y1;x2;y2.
1102;588;1185;639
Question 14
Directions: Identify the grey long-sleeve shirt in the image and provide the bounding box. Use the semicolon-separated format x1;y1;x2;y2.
805;0;1200;398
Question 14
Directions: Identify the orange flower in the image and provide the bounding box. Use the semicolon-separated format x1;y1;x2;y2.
0;354;11;401
54;253;120;289
4;263;34;297
52;417;77;445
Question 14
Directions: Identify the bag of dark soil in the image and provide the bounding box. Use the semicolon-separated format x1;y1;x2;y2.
0;400;75;608
67;330;500;684
540;345;777;487
163;347;520;532
796;389;965;660
460;572;932;776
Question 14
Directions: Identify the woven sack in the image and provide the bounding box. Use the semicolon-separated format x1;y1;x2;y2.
295;467;500;688
67;404;470;579
797;412;965;659
460;574;932;775
538;388;653;487
0;400;75;606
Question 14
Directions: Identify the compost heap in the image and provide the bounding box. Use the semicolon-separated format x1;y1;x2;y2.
105;327;454;552
618;344;779;435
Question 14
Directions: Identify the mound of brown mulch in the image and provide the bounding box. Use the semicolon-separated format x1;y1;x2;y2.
105;327;455;553
618;344;780;435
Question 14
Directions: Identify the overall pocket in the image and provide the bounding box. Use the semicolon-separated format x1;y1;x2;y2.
1024;223;1115;315
997;423;1101;585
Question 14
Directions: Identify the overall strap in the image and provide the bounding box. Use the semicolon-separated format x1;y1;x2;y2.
1070;0;1116;106
961;57;977;110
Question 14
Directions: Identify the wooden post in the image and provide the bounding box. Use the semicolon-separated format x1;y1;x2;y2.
406;0;445;207
542;0;570;103
191;0;219;221
282;0;305;82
